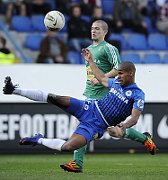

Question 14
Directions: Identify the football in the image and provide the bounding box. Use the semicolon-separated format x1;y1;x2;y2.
44;10;65;31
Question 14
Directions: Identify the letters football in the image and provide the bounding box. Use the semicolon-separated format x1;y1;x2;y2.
44;11;65;31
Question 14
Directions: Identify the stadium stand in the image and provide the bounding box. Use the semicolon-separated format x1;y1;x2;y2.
121;53;141;64
143;16;156;33
108;33;128;50
0;0;167;64
67;51;81;64
143;53;161;64
81;15;91;23
59;15;69;33
127;34;149;50
148;33;168;50
11;16;33;32
31;15;46;32
102;0;115;15
24;34;43;51
162;54;168;64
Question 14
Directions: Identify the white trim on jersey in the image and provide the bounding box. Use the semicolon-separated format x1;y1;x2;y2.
95;101;110;127
105;43;119;69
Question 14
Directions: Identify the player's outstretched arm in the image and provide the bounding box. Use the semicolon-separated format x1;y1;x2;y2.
3;76;71;109
82;48;108;87
117;108;141;132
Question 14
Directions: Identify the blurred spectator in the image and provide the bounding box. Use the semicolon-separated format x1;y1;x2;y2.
91;6;112;37
79;0;101;15
156;0;168;35
0;0;6;14
135;0;150;16
112;0;148;35
55;0;72;15
0;36;17;64
26;0;51;16
136;0;158;26
36;31;69;64
4;0;27;24
91;5;104;23
67;4;92;52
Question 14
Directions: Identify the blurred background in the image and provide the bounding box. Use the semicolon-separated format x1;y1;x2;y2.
0;0;168;154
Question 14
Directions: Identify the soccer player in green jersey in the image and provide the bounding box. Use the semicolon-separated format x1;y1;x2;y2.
84;33;120;99
60;20;121;173
60;20;156;173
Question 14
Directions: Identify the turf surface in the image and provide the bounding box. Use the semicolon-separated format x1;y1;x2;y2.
0;153;167;180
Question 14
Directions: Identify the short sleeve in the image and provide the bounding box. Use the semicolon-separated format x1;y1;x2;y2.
108;78;115;89
133;91;145;111
105;44;121;70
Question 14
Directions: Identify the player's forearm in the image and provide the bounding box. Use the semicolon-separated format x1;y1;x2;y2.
89;61;104;79
105;69;118;78
89;61;108;86
124;117;138;128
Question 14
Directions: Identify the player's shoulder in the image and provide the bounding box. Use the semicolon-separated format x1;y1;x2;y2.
133;84;145;97
104;41;118;51
87;44;92;49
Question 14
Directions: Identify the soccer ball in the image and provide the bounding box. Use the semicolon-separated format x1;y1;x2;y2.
44;11;65;31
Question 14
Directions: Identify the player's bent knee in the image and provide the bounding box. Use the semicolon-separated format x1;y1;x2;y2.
107;126;124;138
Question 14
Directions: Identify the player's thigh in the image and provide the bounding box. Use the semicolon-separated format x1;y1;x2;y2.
65;97;84;118
71;95;87;127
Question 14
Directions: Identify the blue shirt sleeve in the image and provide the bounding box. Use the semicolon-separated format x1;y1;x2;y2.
133;90;145;111
108;78;115;89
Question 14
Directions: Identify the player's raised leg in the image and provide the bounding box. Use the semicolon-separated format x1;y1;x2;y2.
3;76;72;110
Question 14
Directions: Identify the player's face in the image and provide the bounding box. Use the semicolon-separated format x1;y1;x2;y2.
91;22;106;41
117;70;133;86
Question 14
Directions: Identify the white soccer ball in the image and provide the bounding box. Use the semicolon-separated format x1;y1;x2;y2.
44;11;65;31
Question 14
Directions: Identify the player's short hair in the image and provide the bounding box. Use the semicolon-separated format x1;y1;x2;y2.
93;20;108;32
120;61;136;73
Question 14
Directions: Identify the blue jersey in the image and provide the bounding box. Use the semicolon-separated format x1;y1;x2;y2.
66;78;145;143
97;78;145;126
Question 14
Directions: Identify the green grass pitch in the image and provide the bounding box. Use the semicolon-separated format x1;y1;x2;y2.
0;153;168;180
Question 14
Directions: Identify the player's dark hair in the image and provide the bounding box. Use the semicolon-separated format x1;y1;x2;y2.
120;61;136;73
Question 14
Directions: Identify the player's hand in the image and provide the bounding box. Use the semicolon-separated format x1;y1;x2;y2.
117;123;127;132
82;48;93;63
107;126;124;138
90;78;99;86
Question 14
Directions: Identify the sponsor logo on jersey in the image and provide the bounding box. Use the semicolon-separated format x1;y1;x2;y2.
110;88;129;104
125;90;132;97
94;59;100;64
87;67;94;80
137;99;144;109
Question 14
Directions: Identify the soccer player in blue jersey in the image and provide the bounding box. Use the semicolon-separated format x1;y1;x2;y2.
3;49;156;168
